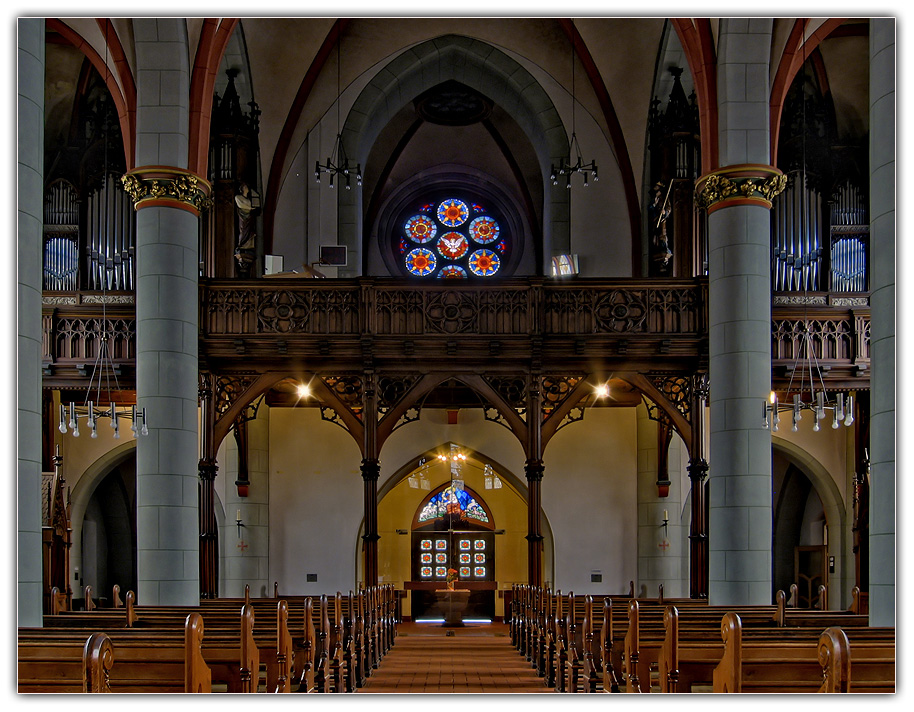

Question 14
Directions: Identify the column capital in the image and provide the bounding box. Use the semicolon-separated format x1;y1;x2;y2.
695;164;786;214
122;166;213;216
360;458;381;482
198;459;219;481
524;459;545;482
687;458;709;481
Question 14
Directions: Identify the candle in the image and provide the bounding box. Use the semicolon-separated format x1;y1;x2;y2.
663;510;668;521
236;510;241;521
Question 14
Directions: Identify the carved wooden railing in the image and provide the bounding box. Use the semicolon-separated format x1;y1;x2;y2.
201;278;708;337
41;292;136;388
770;294;870;390
38;281;871;389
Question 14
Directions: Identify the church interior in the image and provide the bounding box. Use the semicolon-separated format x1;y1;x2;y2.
16;15;896;693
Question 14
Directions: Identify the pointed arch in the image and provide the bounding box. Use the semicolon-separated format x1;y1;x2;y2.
769;18;848;159
188;18;239;176
671;18;718;172
47;19;133;169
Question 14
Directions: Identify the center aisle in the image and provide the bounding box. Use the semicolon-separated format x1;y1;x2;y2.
358;621;555;694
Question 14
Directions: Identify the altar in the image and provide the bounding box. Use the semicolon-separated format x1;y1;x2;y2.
434;589;471;626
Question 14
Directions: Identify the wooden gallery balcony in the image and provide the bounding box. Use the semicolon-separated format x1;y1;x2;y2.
40;280;871;390
198;278;710;376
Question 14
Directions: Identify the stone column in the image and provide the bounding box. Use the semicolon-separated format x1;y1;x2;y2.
127;19;211;604
698;19;783;606
867;18;895;627
17;18;45;626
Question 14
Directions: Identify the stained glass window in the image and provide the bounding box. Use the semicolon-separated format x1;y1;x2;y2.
405;247;436;276
417;484;490;524
399;196;508;279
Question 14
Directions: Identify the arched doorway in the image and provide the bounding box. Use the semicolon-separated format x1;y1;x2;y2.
410;478;496;622
80;453;137;606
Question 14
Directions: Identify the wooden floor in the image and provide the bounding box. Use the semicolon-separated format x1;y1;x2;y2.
358;621;554;694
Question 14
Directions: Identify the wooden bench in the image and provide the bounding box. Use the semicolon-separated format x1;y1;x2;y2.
712;612;895;693
19;613;212;693
18;631;115;693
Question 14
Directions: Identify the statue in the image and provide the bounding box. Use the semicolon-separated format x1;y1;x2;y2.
234;182;260;278
649;181;673;275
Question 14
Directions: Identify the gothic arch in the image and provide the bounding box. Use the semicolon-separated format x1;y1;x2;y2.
338;34;570;271
771;437;849;608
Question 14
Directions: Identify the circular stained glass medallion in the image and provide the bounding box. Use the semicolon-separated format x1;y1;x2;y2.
437;232;469;259
405;247;437;276
469;216;499;244
468;249;500;277
404;214;437;243
437;198;469;227
437;265;468;279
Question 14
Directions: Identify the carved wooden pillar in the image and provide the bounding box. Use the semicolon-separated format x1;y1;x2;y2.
198;373;219;598
361;373;380;587
526;376;544;586
233;416;250;497
687;373;709;598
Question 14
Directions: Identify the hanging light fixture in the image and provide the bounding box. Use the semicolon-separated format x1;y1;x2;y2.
314;24;361;189
438;443;467;492
550;18;598;189
59;23;147;440
483;463;503;490
763;28;852;436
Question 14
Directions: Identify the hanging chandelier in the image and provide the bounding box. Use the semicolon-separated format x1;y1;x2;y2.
550;19;598;188
763;322;853;433
439;443;467;492
59;26;147;440
314;26;361;189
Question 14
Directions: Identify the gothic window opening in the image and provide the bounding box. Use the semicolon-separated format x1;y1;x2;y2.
398;196;509;279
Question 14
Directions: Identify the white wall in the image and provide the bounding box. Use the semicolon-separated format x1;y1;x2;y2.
268;408;364;593
542;407;638;594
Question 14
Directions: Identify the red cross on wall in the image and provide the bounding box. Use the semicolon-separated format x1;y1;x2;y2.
237;540;249;552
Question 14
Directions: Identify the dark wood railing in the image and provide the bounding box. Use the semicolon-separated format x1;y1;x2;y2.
39;280;870;389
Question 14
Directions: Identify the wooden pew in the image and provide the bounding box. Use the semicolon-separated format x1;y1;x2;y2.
18;631;115;693
19;613;212;693
712;612;895;693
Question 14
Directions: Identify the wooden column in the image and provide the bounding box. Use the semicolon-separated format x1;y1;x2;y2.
687;373;709;598
361;459;380;587
525;376;544;586
361;372;380;586
198;374;219;599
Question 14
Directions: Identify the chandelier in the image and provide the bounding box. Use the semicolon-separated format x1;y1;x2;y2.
550;19;598;188
314;25;361;189
438;443;467;491
763;323;854;433
58;27;147;440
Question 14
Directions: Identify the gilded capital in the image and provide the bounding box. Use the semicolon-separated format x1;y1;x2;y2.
121;166;213;216
695;164;786;214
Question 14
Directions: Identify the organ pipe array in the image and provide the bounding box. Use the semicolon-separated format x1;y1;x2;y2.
42;180;79;291
771;173;868;294
85;172;135;292
771;170;823;293
42;172;137;292
829;181;868;293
